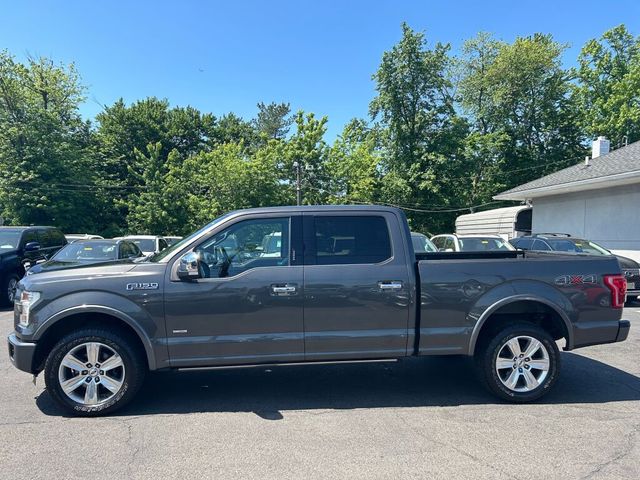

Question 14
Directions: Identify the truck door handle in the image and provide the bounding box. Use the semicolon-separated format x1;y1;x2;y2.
378;281;403;290
271;284;297;295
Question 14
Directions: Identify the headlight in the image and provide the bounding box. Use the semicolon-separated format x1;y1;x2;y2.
17;291;40;327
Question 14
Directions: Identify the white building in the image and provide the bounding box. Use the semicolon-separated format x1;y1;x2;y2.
494;137;640;262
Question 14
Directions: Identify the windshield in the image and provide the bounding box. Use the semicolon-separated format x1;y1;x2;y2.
547;239;611;255
53;241;118;262
0;230;22;250
458;237;514;251
127;238;156;252
411;234;437;253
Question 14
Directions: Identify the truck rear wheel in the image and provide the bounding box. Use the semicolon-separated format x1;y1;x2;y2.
476;323;560;402
44;328;146;416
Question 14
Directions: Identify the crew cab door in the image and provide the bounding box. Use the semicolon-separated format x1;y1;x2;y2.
302;212;412;360
164;214;304;367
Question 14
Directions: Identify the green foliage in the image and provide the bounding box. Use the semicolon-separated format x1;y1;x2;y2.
0;51;98;231
575;24;640;145
254;102;293;140
178;142;285;232
457;32;585;196
370;23;456;171
326;119;382;204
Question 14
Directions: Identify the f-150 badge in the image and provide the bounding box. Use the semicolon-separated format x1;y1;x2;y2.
126;282;159;291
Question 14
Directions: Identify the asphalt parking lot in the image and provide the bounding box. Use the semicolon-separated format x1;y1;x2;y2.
1;307;639;480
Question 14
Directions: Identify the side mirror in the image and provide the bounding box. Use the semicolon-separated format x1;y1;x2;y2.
24;242;40;252
177;252;202;281
444;248;454;252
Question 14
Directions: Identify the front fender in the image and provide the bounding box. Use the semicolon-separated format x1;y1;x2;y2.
467;280;574;355
30;291;166;370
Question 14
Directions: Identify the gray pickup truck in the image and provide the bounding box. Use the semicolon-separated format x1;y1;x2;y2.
7;206;630;416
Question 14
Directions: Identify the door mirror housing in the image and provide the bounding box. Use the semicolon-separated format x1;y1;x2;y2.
177;252;202;281
24;242;40;252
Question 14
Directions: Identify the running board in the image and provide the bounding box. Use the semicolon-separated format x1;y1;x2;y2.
176;358;399;372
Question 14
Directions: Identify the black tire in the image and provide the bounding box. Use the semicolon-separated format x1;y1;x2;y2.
475;323;560;403
0;273;20;307
44;328;146;416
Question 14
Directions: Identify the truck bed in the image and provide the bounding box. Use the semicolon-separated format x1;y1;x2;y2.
415;251;623;356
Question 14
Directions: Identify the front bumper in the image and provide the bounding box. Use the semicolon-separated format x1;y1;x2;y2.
7;333;37;374
616;320;630;343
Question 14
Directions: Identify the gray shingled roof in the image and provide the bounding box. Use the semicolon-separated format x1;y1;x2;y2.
494;140;640;200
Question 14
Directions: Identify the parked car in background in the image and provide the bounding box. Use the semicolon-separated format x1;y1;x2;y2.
163;236;183;246
510;234;640;301
122;235;168;256
26;239;143;276
0;226;67;305
65;234;104;243
430;233;515;252
411;232;438;253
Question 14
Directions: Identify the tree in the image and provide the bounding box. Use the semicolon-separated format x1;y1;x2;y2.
369;24;465;233
282;111;330;204
212;112;258;147
178;142;284;231
458;33;585;192
458;32;503;135
254;101;293;140
0;51;99;231
124;142;184;234
370;23;455;171
326;119;382;204
575;24;640;145
95;97;218;232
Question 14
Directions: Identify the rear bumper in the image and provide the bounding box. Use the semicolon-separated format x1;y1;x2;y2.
616;320;630;343
7;333;37;374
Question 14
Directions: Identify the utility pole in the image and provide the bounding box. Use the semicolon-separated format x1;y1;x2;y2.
293;161;302;206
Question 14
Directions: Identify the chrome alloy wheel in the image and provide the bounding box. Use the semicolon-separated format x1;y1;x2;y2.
495;336;550;393
58;342;125;406
7;277;18;303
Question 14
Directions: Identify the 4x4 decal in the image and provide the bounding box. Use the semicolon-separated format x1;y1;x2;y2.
554;274;597;286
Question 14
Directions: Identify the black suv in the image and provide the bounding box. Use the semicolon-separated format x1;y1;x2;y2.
510;234;640;301
0;226;67;305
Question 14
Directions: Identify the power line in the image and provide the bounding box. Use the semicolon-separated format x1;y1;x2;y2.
346;198;503;214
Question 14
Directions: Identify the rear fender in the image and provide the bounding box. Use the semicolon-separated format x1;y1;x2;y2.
467;280;575;355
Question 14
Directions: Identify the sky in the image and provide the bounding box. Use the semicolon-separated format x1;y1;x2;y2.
3;0;640;140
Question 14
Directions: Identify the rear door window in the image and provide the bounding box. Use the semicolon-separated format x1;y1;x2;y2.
312;216;391;265
37;229;54;248
50;229;66;247
532;239;551;251
513;237;533;249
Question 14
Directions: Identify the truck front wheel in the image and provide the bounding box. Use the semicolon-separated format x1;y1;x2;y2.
44;328;146;416
476;323;560;402
1;273;20;306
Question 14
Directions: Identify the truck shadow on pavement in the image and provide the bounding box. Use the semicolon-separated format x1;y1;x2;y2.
35;352;640;419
